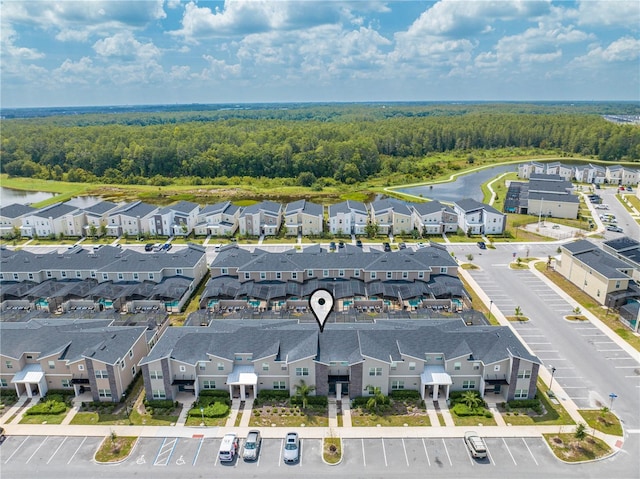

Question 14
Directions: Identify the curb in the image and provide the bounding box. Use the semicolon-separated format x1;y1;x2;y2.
93;434;140;465
321;435;343;466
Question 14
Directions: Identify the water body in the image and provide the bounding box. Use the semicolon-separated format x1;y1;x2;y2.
0;187;56;206
396;163;523;203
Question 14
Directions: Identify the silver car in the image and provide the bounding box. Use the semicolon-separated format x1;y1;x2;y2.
283;432;300;464
243;430;262;461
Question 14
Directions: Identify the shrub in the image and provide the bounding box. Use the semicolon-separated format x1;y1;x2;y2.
389;390;421;400
451;403;492;418
188;401;229;418
143;399;177;410
351;396;370;408
257;390;290;401
199;390;230;399
507;398;543;415
25;399;67;415
290;395;328;408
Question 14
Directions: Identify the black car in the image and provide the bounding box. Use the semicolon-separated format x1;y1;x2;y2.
144;243;154;252
383;242;391;252
338;241;345;248
356;239;363;248
477;241;486;250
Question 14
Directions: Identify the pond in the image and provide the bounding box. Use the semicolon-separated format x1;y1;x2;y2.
0;187;56;205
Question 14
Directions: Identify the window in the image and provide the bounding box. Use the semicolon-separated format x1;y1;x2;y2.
338;269;345;277
367;386;377;395
47;271;52;278
28;273;34;280
90;271;96;278
514;389;528;399
148;273;154;280
47;360;55;369
95;370;108;379
369;367;382;376
133;272;139;280
390;362;397;370
199;362;207;371
1;378;8;387
408;362;416;371
273;381;286;390
179;365;186;372
323;270;329;277
391;380;405;390
370;271;376;279
494;365;501;372
217;363;225;371
440;267;447;273
131;366;136;376
78;364;84;371
292;272;297;279
402;271;408;279
386;271;392;279
129;350;134;359
454;362;461;371
262;363;269;371
203;380;216;389
276;272;281;279
462;380;476;389
176;268;183;275
61;379;71;388
354;270;360;277
260;272;266;280
473;363;481;370
235;356;243;362
98;389;112;398
150;370;163;379
295;367;309;376
244;272;250;280
434;356;443;361
517;370;532;379
152;390;166;399
117;273;123;280
307;269;313;277
121;360;125;369
102;273;109;280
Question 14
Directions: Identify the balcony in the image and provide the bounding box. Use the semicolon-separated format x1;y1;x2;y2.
171;374;195;386
484;373;509;385
71;375;90;385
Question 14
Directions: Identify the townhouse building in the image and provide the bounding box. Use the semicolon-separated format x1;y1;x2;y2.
283;200;324;236
453;199;505;235
526;174;580;219
194;201;241;236
83;201;119;237
0;319;149;402
238;201;283;237
328;200;368;236
19;202;84;238
0;244;208;313
369;199;413;236
411;201;458;235
149;200;200;237
0;204;35;238
138;319;540;403
556;239;638;308
105;201;158;237
602;237;640;283
606;165;639;186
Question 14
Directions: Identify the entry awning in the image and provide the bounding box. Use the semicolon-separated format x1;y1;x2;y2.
485;379;509;385
227;365;257;385
420;365;453;386
12;363;44;384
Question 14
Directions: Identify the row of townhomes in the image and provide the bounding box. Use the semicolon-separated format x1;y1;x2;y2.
504;174;580;219
518;161;640;186
557;238;640;311
0;197;505;239
0;243;208;313
200;243;469;314
139;319;541;403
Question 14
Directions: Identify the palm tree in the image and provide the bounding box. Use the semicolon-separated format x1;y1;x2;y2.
365;386;388;413
295;379;316;409
461;391;481;409
514;306;522;317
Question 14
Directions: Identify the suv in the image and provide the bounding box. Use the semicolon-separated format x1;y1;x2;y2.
464;431;487;458
606;225;623;233
356;239;363;248
383;242;391;252
144;243;154;252
283;432;300;464
243;430;262;461
477;241;486;250
219;433;239;462
329;241;336;252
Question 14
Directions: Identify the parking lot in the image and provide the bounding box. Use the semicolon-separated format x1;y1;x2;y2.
1;434;555;474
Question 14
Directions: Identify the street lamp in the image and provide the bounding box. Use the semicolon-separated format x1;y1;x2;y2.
200;406;205;426
122;393;131;425
609;393;618;412
549;365;557;392
488;300;493;321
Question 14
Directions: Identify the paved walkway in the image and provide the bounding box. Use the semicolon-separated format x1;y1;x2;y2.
328;398;338;428
225;399;242;427
424;399;440;427
239;399;253;428
341;399;352;427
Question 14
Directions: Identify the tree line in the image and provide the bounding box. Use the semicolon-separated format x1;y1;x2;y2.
1;104;638;186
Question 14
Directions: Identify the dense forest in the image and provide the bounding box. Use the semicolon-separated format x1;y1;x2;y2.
1;103;639;187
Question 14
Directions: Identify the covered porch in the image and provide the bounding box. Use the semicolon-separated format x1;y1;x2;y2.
227;365;257;400
420;365;452;401
11;363;48;398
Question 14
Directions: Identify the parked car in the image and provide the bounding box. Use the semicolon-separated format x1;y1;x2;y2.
213;244;221;253
416;242;426;249
626;186;633;191
398;242;407;250
283;432;300;464
0;426;5;441
161;243;172;251
219;433;239;462
329;241;336;252
338;240;345;249
477;241;486;250
144;243;154;252
383;242;391;252
356;239;363;248
464;431;487;459
243;430;262;461
152;243;163;252
552;224;560;229
606;225;624;233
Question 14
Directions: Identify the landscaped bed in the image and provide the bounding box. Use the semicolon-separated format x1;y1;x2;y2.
95;433;137;463
579;409;623;436
249;390;328;427
500;382;574;426
184;390;231;427
448;391;497;427
543;433;612;462
351;390;430;427
19;391;73;425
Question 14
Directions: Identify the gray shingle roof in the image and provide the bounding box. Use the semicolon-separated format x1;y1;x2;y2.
33;202;79;219
328;200;367;216
564;240;633;279
240;201;282;216
83;201;118;215
412;201;454;216
0;203;36;218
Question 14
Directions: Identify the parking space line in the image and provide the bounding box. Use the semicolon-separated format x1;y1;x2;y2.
422;439;430;467
361;439;367;467
192;437;204;466
67;437;87;465
381;438;388;467
522;438;538;466
402;438;409;467
26;436;48;464
442;439;452;466
4;436;30;464
299;439;303;467
502;438;516;465
278;438;283;467
47;437;68;464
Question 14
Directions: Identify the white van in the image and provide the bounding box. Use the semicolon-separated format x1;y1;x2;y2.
218;433;239;462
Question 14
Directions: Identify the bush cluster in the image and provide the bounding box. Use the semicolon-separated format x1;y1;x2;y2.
188;401;229;418
290;395;328;407
389;390;421;400
451;403;493;418
25;399;67;415
503;398;543;415
199;390;230;399
80;401;117;413
143;399;177;410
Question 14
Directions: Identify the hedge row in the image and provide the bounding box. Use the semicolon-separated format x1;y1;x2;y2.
290;395;328;407
144;399;178;409
188;401;229;418
504;398;542;414
451;403;493;418
199;390;230;399
257;390;290;401
389;390;421;400
25;399;67;415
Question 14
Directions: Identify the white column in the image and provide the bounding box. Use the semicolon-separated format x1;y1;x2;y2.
433;384;439;401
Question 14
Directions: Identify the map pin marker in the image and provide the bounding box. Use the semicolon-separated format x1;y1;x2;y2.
309;288;334;333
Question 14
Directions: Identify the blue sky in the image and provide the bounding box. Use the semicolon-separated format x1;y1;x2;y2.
1;0;639;107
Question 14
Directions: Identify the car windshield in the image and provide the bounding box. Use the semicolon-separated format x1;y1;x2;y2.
245;443;256;449
285;443;297;450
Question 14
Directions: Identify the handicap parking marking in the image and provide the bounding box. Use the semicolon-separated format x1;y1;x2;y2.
136;454;146;465
153;437;179;466
176;455;185;466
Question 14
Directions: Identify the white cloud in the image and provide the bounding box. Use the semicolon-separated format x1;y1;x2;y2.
576;36;640;64
576;0;640;29
200;54;241;79
93;32;160;61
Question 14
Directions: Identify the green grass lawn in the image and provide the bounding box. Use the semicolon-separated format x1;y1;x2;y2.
70;412;130;426
450;413;497;427
129;409;179;426
184;415;229;427
579;409;623;436
20;411;69;425
502;382;575;426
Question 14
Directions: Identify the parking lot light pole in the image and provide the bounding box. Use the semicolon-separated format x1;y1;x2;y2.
200;407;205;426
489;300;493;321
549;365;557;392
609;393;618;412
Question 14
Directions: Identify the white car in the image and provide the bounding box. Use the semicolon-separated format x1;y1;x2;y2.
464;431;487;459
